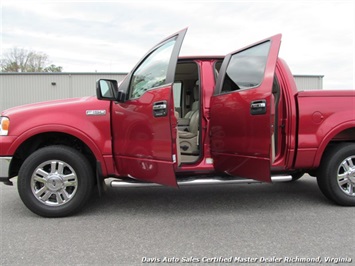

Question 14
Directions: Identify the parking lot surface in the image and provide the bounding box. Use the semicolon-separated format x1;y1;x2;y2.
1;175;354;265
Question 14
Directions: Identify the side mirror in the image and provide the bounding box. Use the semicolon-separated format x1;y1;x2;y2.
96;79;126;102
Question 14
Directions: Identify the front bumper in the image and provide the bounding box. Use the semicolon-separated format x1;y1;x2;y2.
0;157;13;185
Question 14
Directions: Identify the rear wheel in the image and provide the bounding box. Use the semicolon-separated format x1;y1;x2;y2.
18;145;94;217
317;143;355;206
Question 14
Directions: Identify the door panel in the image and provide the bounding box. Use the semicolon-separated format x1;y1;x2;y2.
111;29;187;187
112;86;177;186
210;34;281;182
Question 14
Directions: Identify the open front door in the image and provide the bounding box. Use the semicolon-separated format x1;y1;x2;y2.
210;34;281;182
111;29;187;187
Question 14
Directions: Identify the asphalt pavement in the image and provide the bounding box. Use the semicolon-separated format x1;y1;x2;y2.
1;175;354;265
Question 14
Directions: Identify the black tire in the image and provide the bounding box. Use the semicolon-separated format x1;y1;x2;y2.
18;145;94;217
317;143;355;206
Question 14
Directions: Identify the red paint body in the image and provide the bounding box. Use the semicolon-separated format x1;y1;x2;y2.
1;33;355;187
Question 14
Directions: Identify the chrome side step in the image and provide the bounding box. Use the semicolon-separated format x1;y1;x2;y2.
110;175;292;188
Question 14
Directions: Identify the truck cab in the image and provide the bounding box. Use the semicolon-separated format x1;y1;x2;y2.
97;29;283;186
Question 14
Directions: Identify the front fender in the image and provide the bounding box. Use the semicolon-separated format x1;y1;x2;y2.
8;124;112;176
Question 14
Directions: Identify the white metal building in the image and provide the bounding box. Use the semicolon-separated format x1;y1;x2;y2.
0;72;126;112
293;75;324;92
0;73;323;112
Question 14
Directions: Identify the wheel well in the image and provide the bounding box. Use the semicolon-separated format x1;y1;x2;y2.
10;132;97;177
324;128;355;156
317;127;355;170
332;127;355;142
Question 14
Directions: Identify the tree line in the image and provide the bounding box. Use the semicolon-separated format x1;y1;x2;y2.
1;47;63;72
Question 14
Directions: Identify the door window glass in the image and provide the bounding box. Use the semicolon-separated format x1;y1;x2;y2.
222;41;270;92
130;38;176;99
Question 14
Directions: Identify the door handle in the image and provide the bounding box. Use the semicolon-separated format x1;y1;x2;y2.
153;101;168;117
250;100;267;115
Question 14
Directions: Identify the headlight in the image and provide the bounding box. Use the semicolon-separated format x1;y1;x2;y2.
0;117;10;136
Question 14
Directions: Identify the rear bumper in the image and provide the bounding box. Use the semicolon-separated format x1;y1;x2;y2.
0;157;13;185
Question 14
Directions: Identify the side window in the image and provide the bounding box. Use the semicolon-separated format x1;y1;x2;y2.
130;38;176;99
221;41;270;93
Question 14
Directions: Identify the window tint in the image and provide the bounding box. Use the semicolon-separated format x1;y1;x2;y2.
221;41;270;93
130;37;176;98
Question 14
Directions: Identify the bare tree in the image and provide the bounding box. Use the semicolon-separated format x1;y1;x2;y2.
1;47;63;72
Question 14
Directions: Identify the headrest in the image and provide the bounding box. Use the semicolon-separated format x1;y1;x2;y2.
193;80;199;100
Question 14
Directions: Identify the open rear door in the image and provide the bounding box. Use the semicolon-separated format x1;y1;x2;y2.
210;34;281;182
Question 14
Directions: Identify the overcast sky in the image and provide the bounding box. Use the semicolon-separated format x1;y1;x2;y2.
1;0;354;90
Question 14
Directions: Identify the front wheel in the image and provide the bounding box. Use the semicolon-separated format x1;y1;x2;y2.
18;146;94;217
317;143;355;206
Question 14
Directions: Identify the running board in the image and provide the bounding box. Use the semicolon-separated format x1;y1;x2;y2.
110;175;292;188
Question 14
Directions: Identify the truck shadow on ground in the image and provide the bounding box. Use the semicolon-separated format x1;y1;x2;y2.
83;176;331;217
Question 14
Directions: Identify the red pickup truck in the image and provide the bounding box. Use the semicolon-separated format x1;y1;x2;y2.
1;29;355;217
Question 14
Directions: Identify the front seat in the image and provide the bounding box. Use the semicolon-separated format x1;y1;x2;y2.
178;81;199;154
177;81;199;131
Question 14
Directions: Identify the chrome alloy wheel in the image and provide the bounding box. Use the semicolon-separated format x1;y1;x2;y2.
31;160;78;206
337;155;355;197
